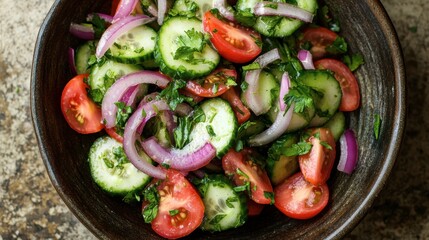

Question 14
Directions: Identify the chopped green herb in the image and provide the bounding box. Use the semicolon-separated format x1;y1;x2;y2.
283;142;312;157
206;125;216;137
169;209;180;216
326;37;348;55
225;196;238;208
242;62;261;71
158;79;193;110
283;84;314;118
142;184;160;223
263;191;275;205
114;102;133;135
174;28;209;64
343;53;365;71
173;107;206;149
374;114;381;140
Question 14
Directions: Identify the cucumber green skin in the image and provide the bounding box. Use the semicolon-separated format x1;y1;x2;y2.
88;136;152;196
236;0;318;37
105;25;157;64
267;134;299;185
189;98;238;158
75;41;96;74
198;174;247;232
155;16;220;80
323;111;346;141
298;70;342;127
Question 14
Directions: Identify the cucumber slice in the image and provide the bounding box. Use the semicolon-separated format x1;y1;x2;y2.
267;134;299;185
323;111;346;141
106;25;157;64
75;41;96;74
299;70;342;127
88;136;152;196
236;0;318;37
88;59;142;103
266;99;316;133
242;70;279;115
155;16;220;79
186;98;237;157
169;0;213;19
198;175;247;232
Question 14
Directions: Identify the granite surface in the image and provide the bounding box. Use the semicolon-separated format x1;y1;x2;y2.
0;0;427;239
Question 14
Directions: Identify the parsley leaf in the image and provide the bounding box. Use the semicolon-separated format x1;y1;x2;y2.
173;107;206;149
169;209;180;216
317;5;341;32
242;62;261;71
88;14;107;38
374;114;381;140
264;191;275;205
326;37;348;55
174;28;209;63
114;102;133;135
158;79;193;110
343;53;365;71
283;84;314;119
282;141;313;156
142;184;160;223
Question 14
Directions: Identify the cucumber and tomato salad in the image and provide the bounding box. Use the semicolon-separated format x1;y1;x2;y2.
60;0;362;238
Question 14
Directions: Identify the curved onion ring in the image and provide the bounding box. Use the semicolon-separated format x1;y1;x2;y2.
157;0;167;25
337;129;359;174
69;23;94;40
141;137;216;172
68;47;77;75
254;1;314;23
123;100;170;179
86;13;114;23
243;48;281;115
96;15;155;58
249;73;294;146
213;0;235;21
113;0;139;21
102;71;169;128
298;49;315;70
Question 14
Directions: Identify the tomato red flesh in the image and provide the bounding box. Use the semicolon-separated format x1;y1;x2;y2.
222;149;273;204
220;87;251;124
203;11;262;64
247;198;265;216
150;169;204;239
315;58;360;111
61;74;103;134
301;27;338;59
185;68;237;98
274;172;329;219
105;127;123;143
299;128;336;186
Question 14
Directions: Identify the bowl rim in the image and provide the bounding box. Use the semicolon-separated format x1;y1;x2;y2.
30;0;406;239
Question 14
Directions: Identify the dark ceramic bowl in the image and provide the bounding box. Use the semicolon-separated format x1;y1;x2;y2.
31;0;406;239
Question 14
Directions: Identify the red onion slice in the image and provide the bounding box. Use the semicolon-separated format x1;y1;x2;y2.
102;70;169;128
96;15;155;58
87;13;114;23
68;47;77;75
279;72;291;111
141;137;216;172
123;100;170;179
337;129;359;174
69;23;95;40
297;49;315;70
157;0;167;25
146;2;159;17
113;0;139;22
249;73;294;146
243;48;281;115
213;0;236;21
254;1;314;23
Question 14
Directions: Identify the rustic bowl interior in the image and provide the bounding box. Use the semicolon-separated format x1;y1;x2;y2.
31;0;405;239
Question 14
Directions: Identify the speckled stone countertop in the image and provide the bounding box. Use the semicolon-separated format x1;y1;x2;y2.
0;0;426;239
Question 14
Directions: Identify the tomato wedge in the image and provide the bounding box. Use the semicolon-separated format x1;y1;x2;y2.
111;0;143;16
145;169;204;239
274;172;329;220
105;127;123;143
300;27;338;59
185;68;237;98
60;74;103;134
220;87;251;124
299;128;336;186
222;149;273;204
315;58;360;111
203;11;262;63
247;198;265;216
